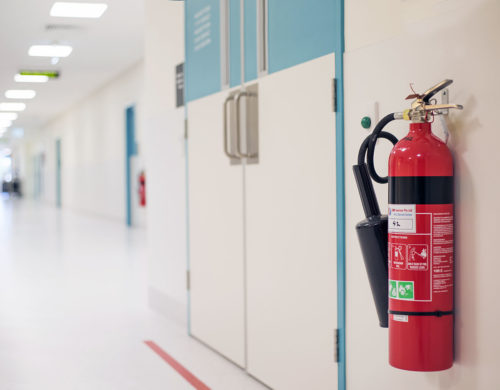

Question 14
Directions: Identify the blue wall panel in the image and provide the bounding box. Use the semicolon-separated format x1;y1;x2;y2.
186;0;221;102
229;0;241;87
244;0;257;82
125;106;137;227
268;0;336;74
229;0;257;87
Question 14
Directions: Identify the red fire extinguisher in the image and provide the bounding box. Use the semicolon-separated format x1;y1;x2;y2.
353;80;463;371
138;171;146;207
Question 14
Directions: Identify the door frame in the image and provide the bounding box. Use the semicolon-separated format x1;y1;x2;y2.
334;0;346;389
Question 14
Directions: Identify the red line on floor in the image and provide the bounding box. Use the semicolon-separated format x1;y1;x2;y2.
144;340;211;390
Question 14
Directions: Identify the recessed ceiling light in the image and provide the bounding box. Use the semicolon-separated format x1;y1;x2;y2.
0;113;18;121
28;45;73;58
0;103;26;112
50;2;108;18
5;90;36;99
15;74;49;83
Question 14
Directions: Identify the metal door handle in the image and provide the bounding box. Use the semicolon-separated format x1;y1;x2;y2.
223;95;239;159
235;91;257;158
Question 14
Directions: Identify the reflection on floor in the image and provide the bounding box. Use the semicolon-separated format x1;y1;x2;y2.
0;199;266;390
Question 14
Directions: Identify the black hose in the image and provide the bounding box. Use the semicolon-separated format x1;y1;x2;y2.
358;113;399;184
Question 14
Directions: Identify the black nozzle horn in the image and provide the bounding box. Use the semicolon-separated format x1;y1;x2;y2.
353;162;389;327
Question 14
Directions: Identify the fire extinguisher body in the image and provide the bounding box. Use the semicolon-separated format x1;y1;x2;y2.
139;172;146;207
388;122;454;371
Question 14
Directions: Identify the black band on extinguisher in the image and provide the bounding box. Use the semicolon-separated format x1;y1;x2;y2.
389;176;453;204
389;310;453;317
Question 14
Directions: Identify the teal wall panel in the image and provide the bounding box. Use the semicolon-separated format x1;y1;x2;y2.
229;0;257;87
229;0;241;87
125;106;137;227
244;0;258;81
268;0;336;74
186;0;221;101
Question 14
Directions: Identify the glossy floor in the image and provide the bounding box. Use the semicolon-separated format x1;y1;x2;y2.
0;199;267;390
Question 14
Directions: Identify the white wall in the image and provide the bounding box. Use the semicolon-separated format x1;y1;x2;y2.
29;61;145;223
345;0;500;388
143;0;187;324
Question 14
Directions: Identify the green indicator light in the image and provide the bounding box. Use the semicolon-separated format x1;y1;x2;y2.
361;116;372;129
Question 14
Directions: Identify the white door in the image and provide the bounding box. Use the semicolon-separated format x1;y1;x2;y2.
245;54;337;389
188;89;246;367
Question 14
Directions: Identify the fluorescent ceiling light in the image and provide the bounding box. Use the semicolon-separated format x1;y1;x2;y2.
28;45;73;58
15;74;49;83
5;90;36;99
50;2;108;18
0;113;18;121
0;103;26;112
0;121;12;128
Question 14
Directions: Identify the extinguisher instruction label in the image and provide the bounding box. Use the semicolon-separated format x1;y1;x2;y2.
388;204;416;233
389;204;453;310
408;244;429;271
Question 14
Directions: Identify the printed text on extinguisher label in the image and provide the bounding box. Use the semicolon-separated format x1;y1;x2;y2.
388;204;453;308
388;204;416;234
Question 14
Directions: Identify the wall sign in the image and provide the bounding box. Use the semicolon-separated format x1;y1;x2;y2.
176;63;185;107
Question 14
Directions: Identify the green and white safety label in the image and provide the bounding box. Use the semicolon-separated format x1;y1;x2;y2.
389;280;414;300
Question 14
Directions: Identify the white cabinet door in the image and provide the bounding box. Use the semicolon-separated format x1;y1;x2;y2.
188;90;246;367
246;54;337;389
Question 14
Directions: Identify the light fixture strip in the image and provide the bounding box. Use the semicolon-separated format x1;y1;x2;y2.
0;120;13;128
0;113;19;121
50;2;108;18
28;45;73;58
0;103;26;112
5;90;36;99
15;74;49;83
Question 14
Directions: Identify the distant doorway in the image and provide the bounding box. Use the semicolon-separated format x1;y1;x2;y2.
55;139;62;208
125;105;137;227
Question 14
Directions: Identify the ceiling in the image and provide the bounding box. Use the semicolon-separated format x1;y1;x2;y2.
0;0;144;134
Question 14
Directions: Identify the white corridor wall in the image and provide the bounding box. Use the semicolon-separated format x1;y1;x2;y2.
345;0;500;388
32;61;145;223
143;0;187;323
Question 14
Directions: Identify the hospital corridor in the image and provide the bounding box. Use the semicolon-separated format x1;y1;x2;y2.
0;0;498;389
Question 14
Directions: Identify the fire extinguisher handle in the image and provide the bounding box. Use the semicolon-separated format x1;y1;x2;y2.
421;79;454;104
